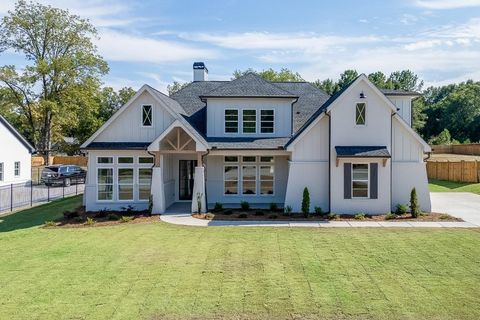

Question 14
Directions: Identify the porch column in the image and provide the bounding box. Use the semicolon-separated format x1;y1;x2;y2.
151;153;166;214
191;153;206;213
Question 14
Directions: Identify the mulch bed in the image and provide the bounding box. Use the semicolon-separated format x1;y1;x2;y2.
192;209;462;222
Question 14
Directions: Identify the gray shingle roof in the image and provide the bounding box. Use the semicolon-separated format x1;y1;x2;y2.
85;142;150;150
335;146;391;158
207;137;290;150
379;88;420;96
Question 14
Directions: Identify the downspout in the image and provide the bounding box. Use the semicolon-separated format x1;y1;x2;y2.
325;110;331;213
390;112;396;213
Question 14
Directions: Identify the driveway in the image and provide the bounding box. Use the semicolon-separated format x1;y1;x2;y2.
431;192;480;226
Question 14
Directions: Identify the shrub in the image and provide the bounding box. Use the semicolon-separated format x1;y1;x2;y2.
410;188;421;218
284;205;293;216
240;201;250;211
354;213;365;220
385;213;397;220
206;213;215;220
395;204;409;215
148;195;153;214
95;208;108;218
107;213;120;221
224;209;233;215
44;221;56;227
255;211;264;216
63;210;79;219
439;214;450;220
238;213;248;219
301;187;310;218
268;214;278;219
73;216;84;223
85;217;95;226
120;216;133;223
314;206;323;216
196;192;203;213
214;202;223;212
269;203;278;212
328;213;338;220
121;205;135;215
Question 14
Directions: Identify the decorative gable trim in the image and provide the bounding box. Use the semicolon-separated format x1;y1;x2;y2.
147;120;208;152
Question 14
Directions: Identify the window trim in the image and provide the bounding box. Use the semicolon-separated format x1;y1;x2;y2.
259;165;275;196
118;156;134;164
97;167;114;202
224;109;239;134
355;102;367;126
241;165;257;195
223;165;239;195
242;109;257;134
96;156;114;165
351;163;369;199
260;109;275;134
117;167;135;202
137;167;152;201
141;104;153;127
0;162;3;181
14;161;20;177
222;156;275;196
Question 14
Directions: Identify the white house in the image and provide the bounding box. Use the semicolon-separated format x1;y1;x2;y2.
0;115;35;187
81;62;431;214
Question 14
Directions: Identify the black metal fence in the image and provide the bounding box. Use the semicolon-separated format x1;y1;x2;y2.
0;178;85;213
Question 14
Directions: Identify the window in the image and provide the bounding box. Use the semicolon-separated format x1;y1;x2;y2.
352;164;369;198
224;166;239;195
118;168;134;200
260;165;274;195
260;110;274;133
97;157;113;164
97;168;113;200
138;168;152;200
225;109;238;133
0;162;3;181
139;157;154;164
142;105;153;126
118;157;133;164
355;103;366;125
260;156;274;163
14;161;20;176
242;110;256;133
242;165;256;195
224;156;238;162
242;156;256;163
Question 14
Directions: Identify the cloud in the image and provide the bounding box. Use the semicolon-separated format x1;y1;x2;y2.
400;14;418;25
414;0;480;9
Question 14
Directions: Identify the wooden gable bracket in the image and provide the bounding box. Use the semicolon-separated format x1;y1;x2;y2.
336;158;340;167
382;158;388;167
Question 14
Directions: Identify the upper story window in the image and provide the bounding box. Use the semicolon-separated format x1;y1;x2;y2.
142;105;153;127
242;110;256;133
355;103;366;125
14;161;20;176
260;110;274;133
225;109;238;133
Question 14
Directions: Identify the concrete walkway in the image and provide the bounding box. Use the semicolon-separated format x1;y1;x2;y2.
431;192;480;227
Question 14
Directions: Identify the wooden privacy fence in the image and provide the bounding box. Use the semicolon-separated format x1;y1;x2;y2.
431;143;480;155
427;160;479;183
32;156;88;167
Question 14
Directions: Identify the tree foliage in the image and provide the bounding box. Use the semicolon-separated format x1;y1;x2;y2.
167;81;190;96
232;68;304;82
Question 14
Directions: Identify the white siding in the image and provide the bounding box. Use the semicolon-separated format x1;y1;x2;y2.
95;91;175;142
0;122;31;186
206;98;293;138
392;117;423;162
388;97;412;126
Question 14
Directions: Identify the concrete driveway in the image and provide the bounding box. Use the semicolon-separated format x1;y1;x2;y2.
431;192;480;226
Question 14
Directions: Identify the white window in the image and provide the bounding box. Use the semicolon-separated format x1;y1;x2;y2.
225;109;238;133
118;168;134;201
260;156;274;163
242;165;256;195
118;157;134;164
260;165;275;195
97;157;113;164
260;110;274;133
0;162;3;181
352;164;369;198
14;161;20;176
242;156;256;163
224;156;238;163
97;168;113;200
142;105;153;127
224;165;239;195
138;168;152;201
355;103;366;125
242;110;256;133
139;157;154;164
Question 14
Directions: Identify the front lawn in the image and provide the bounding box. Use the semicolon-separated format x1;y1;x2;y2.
429;179;480;195
0;197;479;319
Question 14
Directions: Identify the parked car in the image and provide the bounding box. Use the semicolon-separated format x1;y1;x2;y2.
41;165;86;187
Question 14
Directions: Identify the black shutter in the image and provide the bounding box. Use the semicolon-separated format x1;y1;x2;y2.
344;163;351;199
370;163;378;199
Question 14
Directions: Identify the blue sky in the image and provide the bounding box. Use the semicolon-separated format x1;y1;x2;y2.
1;0;480;92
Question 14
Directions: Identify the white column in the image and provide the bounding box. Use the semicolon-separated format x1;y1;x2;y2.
191;166;206;213
151;154;166;214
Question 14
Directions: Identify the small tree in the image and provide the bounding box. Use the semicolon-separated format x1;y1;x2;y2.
410;188;421;218
301;187;310;218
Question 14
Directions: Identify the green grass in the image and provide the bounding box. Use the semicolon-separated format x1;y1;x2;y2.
429;179;480;194
0;197;479;319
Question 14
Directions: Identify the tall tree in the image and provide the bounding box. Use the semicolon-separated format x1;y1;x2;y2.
167;81;190;96
337;69;359;91
368;71;388;88
232;68;304;82
387;70;424;92
312;78;337;95
0;0;108;162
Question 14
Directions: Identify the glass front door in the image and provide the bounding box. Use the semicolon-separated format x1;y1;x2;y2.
179;160;197;200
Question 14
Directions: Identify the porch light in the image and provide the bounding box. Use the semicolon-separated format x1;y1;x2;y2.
359;91;366;99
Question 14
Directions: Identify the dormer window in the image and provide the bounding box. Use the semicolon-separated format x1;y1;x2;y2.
225;109;238;133
355;103;366;126
142;105;152;126
243;110;256;133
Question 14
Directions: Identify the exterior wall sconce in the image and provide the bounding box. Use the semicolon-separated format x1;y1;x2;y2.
359;91;366;99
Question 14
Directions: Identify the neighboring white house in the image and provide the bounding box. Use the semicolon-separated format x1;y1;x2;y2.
0;115;35;187
81;62;431;214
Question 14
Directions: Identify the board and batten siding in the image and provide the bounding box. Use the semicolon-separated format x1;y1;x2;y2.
392;117;423;162
0;121;31;186
206;98;293;138
95;91;175;142
388;97;412;127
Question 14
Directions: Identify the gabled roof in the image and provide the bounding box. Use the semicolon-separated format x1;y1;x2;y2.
85;142;151;150
200;73;298;98
207;137;290;150
335;146;390;158
0;115;35;153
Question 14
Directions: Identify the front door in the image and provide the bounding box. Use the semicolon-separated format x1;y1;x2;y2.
179;160;197;200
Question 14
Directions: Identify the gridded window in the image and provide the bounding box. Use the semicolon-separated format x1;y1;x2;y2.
225;109;238;133
142;105;153;126
138;168;152;200
242;110;256;133
260;156;274;163
118;168;134;200
242;165;256;195
97;157;113;164
97;168;113;200
14;161;20;176
0;162;3;181
352;164;369;198
139;157;154;164
224;166;239;195
242;156;256;163
224;156;238;162
118;157;133;164
356;103;366;125
260;110;274;133
260;165;274;195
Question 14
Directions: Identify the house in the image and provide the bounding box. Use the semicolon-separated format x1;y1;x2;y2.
0;115;35;187
80;62;431;214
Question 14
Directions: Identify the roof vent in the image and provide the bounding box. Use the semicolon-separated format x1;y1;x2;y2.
193;62;208;82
